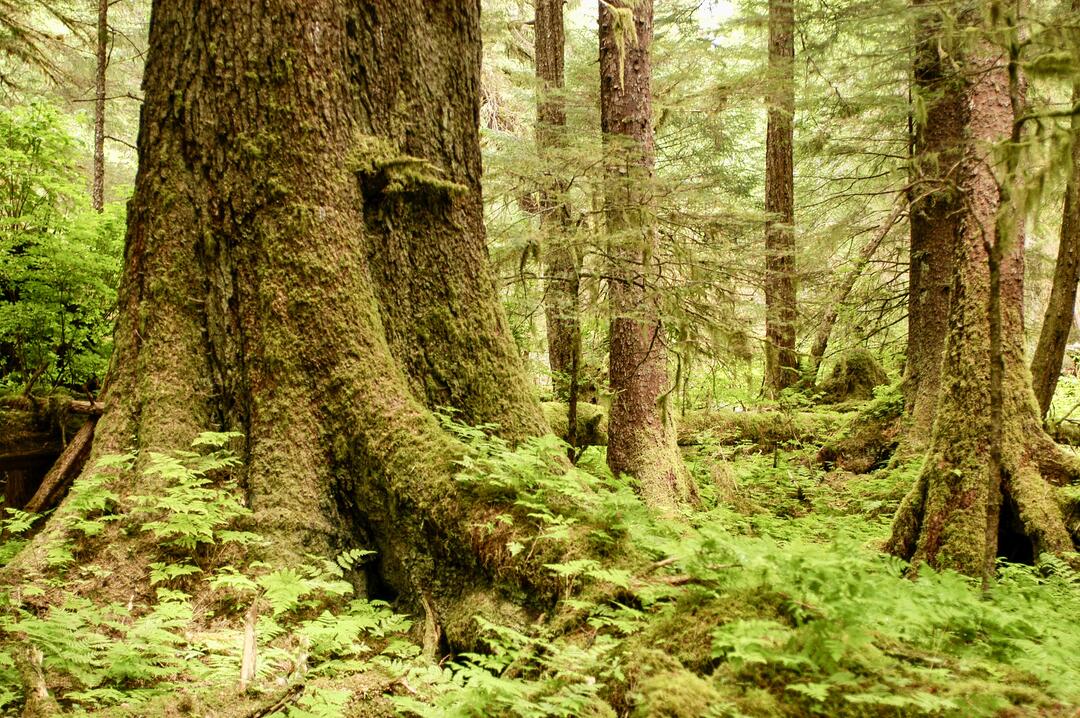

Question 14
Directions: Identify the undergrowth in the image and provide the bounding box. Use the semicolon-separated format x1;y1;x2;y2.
0;418;1077;717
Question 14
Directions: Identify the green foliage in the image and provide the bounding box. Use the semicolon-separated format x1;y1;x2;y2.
0;101;124;392
2;417;1079;717
0;435;413;715
285;687;353;718
0;509;40;566
131;432;252;553
394;421;1080;717
440;411;672;563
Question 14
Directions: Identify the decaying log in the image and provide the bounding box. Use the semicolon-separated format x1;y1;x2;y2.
24;419;96;515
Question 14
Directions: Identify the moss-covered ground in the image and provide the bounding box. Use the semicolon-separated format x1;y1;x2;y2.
0;406;1078;717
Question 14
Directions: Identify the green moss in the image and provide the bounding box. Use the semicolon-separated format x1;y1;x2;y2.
636;591;785;672
541;402;608;446
817;348;890;402
680;409;843;450
818;387;904;473
349;134;468;198
631;668;725;717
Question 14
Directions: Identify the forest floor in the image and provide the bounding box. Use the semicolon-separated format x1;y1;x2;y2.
1;395;1079;717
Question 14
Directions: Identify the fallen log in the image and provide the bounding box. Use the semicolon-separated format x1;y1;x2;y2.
1;395;99;510
678;409;844;449
24;419;96;514
540;403;843;451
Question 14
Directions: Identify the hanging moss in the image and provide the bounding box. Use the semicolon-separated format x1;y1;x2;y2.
350;134;468;199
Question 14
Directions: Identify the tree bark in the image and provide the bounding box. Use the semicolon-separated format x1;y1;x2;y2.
599;0;697;509
91;0;107;212
26;0;548;646
886;9;1077;575
900;0;963;453
763;0;798;396
1030;79;1080;418
536;0;582;448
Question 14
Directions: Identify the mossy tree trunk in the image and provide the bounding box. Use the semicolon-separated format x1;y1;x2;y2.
1030;75;1080;419
900;0;962;453
36;0;548;645
536;0;582;445
886;10;1077;575
599;0;697;509
763;0;798;397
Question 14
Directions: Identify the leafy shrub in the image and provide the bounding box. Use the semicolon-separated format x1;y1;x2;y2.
0;101;124;392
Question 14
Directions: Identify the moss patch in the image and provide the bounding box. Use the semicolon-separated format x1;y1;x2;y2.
817;349;890;403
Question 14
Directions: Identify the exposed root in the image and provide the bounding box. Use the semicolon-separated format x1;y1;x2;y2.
419;591;443;661
1030;434;1080;488
1007;463;1074;557
883;467;928;560
14;645;58;718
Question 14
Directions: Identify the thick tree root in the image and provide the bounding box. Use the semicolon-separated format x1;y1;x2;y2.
1030;432;1080;487
887;444;1076;574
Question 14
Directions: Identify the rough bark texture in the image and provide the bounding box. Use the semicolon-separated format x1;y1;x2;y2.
886;17;1076;575
23;0;548;646
536;0;579;409
91;0;107;212
1030;81;1080;418
901;0;963;452
600;0;697;509
763;0;798;396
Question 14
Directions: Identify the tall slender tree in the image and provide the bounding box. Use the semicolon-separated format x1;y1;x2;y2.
599;0;697;508
91;0;107;212
763;0;798;396
536;0;582;444
887;5;1076;576
1030;63;1080;418
25;0;550;646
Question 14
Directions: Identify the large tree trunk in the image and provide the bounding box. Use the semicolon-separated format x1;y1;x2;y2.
763;0;798;397
22;0;548;646
900;0;961;453
886;10;1076;576
1030;79;1080;418
536;0;582;445
599;0;697;509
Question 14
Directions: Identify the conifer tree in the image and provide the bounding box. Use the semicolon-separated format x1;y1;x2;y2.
22;0;549;645
763;0;798;395
887;3;1077;575
600;0;698;508
1031;38;1080;419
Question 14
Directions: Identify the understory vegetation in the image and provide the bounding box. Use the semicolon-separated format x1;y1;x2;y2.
1;0;1079;715
1;417;1077;717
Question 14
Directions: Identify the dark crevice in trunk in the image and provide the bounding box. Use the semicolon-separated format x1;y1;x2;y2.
996;493;1035;565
